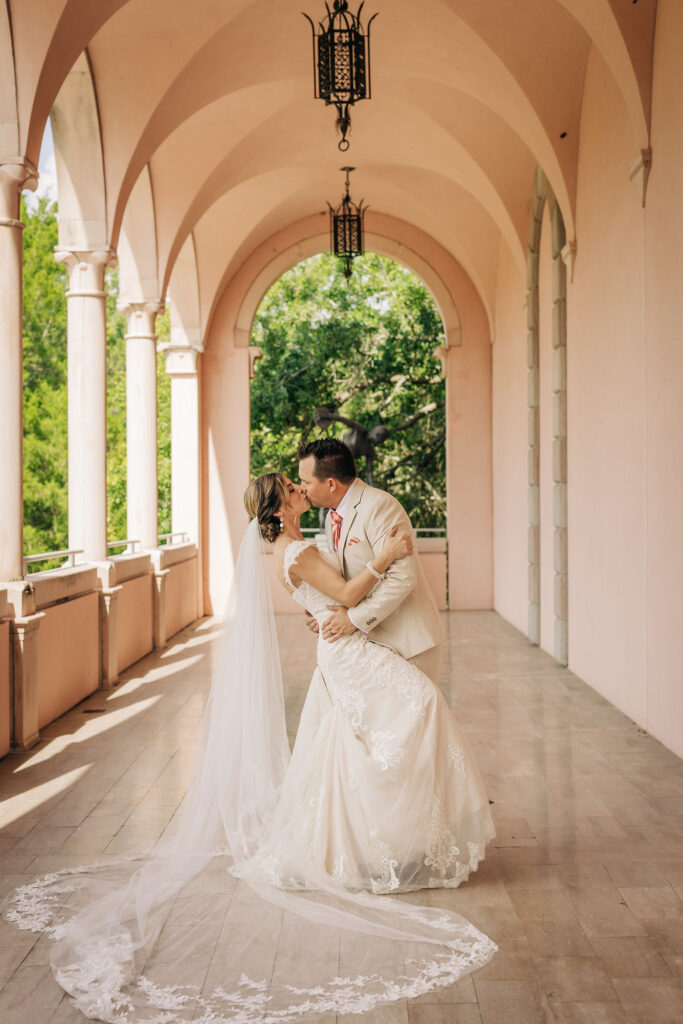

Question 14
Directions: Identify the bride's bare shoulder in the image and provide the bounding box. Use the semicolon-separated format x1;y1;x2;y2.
271;535;310;568
270;536;313;589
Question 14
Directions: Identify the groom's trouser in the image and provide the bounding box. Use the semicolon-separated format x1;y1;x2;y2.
408;644;443;685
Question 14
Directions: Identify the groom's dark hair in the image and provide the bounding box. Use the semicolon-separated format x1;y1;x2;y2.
298;438;356;483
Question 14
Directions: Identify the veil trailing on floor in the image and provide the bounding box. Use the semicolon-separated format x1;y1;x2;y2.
3;519;496;1023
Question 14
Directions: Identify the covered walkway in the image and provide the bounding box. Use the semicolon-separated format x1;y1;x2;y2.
1;612;681;1024
2;0;683;766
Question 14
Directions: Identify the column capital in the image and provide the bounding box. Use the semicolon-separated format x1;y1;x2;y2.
120;300;163;340
159;343;204;377
55;247;117;272
119;298;163;318
0;158;38;222
55;248;117;296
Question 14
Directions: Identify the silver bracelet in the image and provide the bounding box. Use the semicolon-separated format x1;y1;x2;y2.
366;561;384;581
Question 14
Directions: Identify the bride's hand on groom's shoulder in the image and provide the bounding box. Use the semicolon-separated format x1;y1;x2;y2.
304;611;319;635
382;524;414;563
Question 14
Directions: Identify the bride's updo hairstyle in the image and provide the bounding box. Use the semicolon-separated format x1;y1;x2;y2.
244;472;286;542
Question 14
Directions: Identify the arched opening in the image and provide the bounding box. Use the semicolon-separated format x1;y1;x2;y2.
249;251;448;611
202;216;492;618
20;54;174;569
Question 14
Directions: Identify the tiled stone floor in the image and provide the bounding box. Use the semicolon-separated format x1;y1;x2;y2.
0;610;682;1023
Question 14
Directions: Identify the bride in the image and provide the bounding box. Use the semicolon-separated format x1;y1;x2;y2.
3;470;497;1024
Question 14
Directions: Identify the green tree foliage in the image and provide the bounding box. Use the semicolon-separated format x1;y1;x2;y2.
251;253;446;529
156;311;172;538
21;198;171;567
105;275;171;545
21;196;68;564
105;268;128;547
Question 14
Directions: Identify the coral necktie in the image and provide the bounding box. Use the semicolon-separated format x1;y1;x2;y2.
330;510;343;551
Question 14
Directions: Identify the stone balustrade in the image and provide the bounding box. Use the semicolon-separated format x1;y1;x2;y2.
150;543;200;646
0;544;200;755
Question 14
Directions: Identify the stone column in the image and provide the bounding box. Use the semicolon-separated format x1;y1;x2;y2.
162;343;203;545
121;303;160;551
0;160;38;580
0;161;43;748
55;249;116;564
162;340;204;619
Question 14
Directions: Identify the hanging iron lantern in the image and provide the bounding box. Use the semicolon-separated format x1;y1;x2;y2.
303;1;377;151
328;166;366;279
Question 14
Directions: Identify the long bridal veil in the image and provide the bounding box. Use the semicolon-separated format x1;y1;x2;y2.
3;519;496;1023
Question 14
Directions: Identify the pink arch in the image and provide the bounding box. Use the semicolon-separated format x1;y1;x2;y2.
201;213;493;615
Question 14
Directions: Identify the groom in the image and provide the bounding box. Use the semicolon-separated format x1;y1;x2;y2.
298;438;445;683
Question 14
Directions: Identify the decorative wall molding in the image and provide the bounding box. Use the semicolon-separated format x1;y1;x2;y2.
560;240;577;283
628;147;652;208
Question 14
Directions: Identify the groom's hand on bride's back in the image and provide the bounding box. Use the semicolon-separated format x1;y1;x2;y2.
321;607;356;642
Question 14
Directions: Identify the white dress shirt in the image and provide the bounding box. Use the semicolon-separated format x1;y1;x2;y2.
332;480;357;523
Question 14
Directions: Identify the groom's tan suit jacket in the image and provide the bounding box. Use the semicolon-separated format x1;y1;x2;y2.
325;479;444;661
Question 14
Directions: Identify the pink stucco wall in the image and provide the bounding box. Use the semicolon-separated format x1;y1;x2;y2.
202;345;251;617
445;316;493;611
164;557;199;639
116;573;154;674
568;45;648;729
36;593;100;729
641;0;683;755
567;22;683;758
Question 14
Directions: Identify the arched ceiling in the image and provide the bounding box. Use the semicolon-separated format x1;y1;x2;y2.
5;0;657;331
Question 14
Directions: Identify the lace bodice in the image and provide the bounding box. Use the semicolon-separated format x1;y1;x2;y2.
283;539;343;618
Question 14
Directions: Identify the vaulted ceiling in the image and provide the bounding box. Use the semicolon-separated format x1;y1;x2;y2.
2;0;656;330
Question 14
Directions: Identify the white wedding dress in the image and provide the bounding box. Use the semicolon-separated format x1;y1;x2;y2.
235;539;495;895
3;524;497;1024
